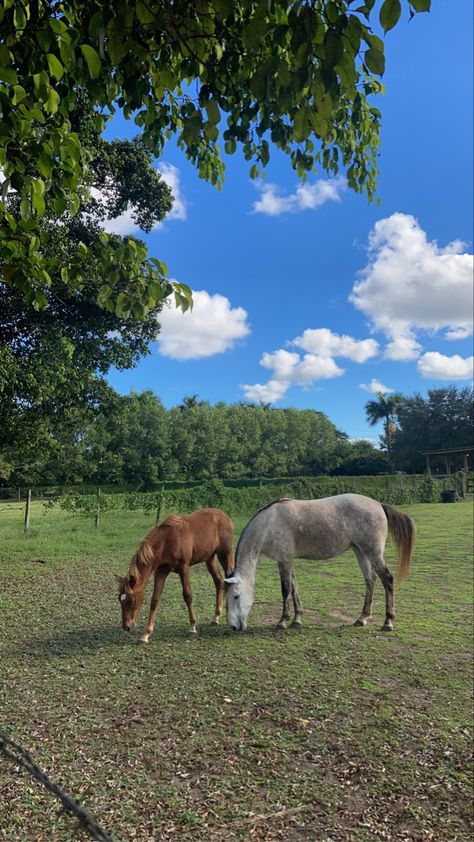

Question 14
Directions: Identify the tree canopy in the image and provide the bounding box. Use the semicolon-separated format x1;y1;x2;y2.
391;387;474;473
0;0;431;314
0;98;175;468
2;385;471;489
365;390;403;462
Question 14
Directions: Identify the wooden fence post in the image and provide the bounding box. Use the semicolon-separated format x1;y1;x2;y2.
156;484;165;524
95;488;101;530
24;489;31;531
17;486;21;502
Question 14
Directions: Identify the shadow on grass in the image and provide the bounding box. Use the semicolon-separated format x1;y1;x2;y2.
12;624;130;659
10;619;269;658
10;614;357;661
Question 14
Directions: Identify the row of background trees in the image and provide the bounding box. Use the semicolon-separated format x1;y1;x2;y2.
1;386;472;490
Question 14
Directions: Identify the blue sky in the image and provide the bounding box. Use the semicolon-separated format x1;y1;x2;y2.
104;2;473;442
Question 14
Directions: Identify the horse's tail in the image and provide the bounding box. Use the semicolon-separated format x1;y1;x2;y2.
381;503;416;583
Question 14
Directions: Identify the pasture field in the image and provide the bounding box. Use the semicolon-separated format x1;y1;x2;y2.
0;500;472;841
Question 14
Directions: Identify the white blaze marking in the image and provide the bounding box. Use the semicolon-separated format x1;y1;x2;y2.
120;594;126;603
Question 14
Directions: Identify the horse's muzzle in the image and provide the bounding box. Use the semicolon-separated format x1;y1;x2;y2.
123;621;135;632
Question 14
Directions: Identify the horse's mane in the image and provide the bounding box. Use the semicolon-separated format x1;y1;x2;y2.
127;515;186;583
235;497;293;561
128;539;155;582
161;513;184;528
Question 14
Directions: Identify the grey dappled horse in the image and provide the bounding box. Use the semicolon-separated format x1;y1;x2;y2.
225;494;415;632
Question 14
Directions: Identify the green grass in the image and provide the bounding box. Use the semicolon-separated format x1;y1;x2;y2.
0;501;472;841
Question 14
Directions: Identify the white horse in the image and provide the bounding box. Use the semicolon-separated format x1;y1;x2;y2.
225;494;415;632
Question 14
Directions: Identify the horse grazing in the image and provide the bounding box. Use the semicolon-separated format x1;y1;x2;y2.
225;494;415;633
117;508;234;642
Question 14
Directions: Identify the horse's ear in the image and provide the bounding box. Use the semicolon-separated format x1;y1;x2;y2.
224;573;241;585
128;573;137;590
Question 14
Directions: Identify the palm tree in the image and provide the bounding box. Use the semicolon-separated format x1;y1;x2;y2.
365;392;403;464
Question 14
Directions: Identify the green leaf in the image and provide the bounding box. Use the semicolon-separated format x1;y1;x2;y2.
49;19;67;35
409;0;430;10
38;153;52;179
250;74;266;101
80;44;101;79
45;87;60;113
324;29;344;68
12;84;26;104
59;36;75;69
47;53;64;81
20;198;30;220
115;293;131;318
33;70;49;99
204;123;219;142
31;179;46;216
380;0;402;33
32;291;48;310
365;48;385;75
98;284;112;303
224;138;236;155
106;19;129;63
136;0;156;24
205;100;220;126
294;106;310;142
13;4;27;31
249;163;259;180
0;44;10;65
0;67;18;84
54;196;67;215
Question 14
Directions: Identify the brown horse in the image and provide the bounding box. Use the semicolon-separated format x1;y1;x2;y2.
117;508;234;642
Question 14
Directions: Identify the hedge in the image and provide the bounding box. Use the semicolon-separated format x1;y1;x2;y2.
44;473;470;520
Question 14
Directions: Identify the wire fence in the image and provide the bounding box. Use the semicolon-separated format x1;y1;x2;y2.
0;729;114;842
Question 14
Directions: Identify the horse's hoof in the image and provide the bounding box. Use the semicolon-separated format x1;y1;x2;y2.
291;619;303;629
276;622;287;631
210;618;220;626
353;618;368;627
188;628;198;635
381;623;393;632
138;637;149;644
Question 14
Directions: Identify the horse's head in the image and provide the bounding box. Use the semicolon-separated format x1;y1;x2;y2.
224;572;254;631
116;573;145;632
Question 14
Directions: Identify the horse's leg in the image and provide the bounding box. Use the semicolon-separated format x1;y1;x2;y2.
206;556;223;625
353;547;376;627
290;571;303;627
372;557;395;631
179;567;197;634
277;561;293;629
139;568;169;643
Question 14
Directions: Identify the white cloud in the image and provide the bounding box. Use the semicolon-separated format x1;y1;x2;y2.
292;328;378;363
445;327;473;341
260;349;344;385
359;378;394;394
384;336;422;361
98;202;135;235
157;163;187;221
350;213;474;358
253;177;345;216
94;162;187;235
157;290;250;360
417;352;474;380
241;350;344;404
241;379;290;404
241;328;359;404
